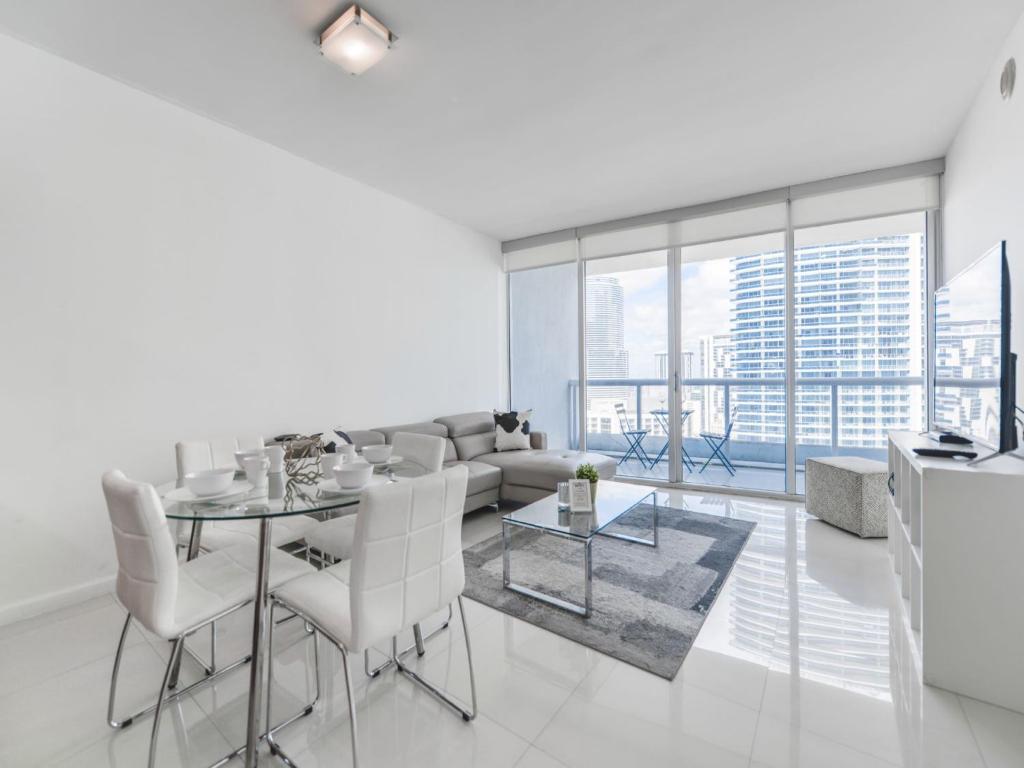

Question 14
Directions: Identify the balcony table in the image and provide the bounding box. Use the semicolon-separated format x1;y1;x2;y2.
649;408;696;471
157;457;427;768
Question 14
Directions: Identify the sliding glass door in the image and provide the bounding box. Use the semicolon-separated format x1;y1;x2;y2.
583;251;669;479
579;238;790;492
679;233;788;492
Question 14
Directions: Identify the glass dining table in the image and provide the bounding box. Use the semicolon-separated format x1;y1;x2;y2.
157;456;427;768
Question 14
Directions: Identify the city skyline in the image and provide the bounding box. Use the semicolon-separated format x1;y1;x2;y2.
583;229;927;451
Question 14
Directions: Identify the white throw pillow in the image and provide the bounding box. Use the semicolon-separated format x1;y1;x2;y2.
494;410;532;451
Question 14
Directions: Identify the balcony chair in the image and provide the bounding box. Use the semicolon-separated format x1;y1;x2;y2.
265;465;476;767
699;406;739;476
305;431;449;675
101;470;314;768
615;402;653;469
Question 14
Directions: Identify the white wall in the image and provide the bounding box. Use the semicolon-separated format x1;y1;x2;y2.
944;11;1024;403
0;33;504;623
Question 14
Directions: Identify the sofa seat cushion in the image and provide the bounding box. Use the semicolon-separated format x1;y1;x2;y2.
443;460;502;496
475;449;617;491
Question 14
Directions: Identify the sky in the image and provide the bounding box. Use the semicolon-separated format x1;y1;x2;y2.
607;259;732;378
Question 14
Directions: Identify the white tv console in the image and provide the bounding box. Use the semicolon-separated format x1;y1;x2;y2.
888;430;1024;713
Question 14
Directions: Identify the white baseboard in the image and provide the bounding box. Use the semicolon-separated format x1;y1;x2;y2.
0;575;116;627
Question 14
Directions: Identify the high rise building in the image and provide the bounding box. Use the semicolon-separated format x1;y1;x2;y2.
585;276;630;406
698;333;732;433
729;234;925;450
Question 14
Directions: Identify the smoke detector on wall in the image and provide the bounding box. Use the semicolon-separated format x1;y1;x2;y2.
1000;58;1015;100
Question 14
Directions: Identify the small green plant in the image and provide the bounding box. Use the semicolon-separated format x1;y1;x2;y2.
575;463;599;483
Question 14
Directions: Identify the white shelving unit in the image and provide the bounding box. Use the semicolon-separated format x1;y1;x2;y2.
888;430;1024;713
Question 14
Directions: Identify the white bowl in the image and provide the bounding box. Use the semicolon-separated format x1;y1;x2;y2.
333;461;374;490
235;449;264;470
184;468;236;497
361;444;393;464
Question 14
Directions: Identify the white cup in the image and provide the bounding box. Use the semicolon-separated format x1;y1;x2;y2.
264;445;285;473
337;443;357;464
320;453;340;476
243;455;270;489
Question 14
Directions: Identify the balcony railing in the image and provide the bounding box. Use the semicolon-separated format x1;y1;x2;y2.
569;376;925;468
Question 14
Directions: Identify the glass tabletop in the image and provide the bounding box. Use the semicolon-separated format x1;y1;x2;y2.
158;457;428;521
502;480;656;540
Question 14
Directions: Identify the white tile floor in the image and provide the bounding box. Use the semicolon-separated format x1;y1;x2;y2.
2;488;1023;767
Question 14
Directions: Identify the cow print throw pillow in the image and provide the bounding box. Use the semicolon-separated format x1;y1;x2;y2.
493;410;532;451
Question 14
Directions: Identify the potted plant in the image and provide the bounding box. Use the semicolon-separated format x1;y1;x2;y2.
575;463;600;503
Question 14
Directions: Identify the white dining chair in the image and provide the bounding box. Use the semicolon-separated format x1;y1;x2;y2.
306;432;451;675
175;437;319;553
305;431;446;563
101;470;314;768
265;465;475;766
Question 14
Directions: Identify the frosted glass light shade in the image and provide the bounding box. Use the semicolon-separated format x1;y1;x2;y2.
320;5;393;76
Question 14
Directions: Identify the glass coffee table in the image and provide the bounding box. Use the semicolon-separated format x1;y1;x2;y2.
501;480;658;617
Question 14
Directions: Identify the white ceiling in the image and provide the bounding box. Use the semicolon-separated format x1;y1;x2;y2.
1;1;1021;241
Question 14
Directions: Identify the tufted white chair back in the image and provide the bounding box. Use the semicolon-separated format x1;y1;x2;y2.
175;436;265;479
348;465;468;652
101;470;180;639
391;432;445;473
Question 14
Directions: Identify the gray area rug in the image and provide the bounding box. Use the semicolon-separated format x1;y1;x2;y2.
462;502;756;679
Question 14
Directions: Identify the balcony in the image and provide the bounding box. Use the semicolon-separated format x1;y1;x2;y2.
569;376;924;494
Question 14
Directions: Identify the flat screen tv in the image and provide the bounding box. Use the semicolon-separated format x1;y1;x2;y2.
932;241;1017;453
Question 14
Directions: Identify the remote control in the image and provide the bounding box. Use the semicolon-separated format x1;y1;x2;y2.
913;447;978;460
938;433;973;445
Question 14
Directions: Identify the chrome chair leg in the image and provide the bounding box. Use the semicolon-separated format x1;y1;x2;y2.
265;600;276;733
460;596;478;721
363;605;454;678
390;597;477;722
259;600;347;767
265;600;322;745
108;610;252;731
341;645;360;768
182;638;214;677
108;612;133;727
149;638;184;768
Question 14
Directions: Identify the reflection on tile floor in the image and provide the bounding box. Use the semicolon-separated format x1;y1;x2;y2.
2;489;1022;767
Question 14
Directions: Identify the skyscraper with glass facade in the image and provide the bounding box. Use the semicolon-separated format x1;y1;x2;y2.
729;235;925;450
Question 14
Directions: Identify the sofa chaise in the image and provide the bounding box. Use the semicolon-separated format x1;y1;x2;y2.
346;411;617;512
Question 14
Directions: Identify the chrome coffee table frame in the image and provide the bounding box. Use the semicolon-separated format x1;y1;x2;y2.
501;483;658;618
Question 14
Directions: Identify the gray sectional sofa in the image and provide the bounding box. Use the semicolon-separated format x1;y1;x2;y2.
347;411;617;512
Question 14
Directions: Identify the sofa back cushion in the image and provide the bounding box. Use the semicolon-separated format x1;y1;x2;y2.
434;411;494;438
373;421;448;443
452;431;497;461
372;420;456;462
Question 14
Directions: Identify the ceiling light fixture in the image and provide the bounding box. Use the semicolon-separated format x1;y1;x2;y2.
319;5;395;76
